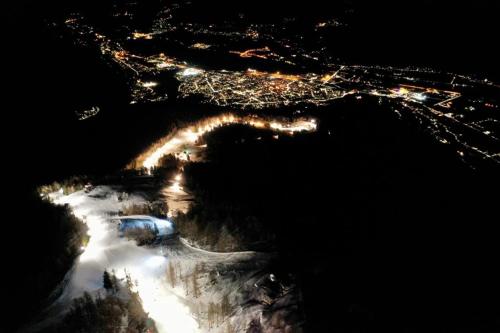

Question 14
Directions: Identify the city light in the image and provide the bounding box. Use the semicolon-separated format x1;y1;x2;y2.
413;92;427;101
191;43;211;49
230;46;272;59
141;81;158;88
131;114;318;171
177;69;343;108
179;68;203;77
132;32;153;40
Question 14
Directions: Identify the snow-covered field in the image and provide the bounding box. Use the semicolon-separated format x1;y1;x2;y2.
41;187;199;333
29;114;313;332
38;186;282;333
27;185;268;332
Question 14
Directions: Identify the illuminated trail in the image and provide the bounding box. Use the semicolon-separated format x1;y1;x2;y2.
62;13;500;166
129;114;317;217
131;113;317;171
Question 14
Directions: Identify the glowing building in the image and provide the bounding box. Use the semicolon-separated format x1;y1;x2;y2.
117;215;177;238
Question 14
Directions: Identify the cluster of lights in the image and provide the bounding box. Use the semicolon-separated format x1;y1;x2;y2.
177;68;343;109
132;114;317;171
190;43;211;49
229;46;272;60
391;87;427;101
63;11;499;166
140;81;159;88
179;67;203;77
75;106;100;121
132;32;154;40
146;53;182;70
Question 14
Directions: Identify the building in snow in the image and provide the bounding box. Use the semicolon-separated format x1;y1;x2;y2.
116;215;177;238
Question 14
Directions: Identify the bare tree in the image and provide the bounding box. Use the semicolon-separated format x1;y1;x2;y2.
167;262;177;288
208;302;216;328
182;270;189;295
221;293;231;317
192;271;200;298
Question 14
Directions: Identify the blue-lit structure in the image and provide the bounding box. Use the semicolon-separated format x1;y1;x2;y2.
117;215;176;238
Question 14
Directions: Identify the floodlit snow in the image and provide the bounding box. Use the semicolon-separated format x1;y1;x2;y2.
117;215;176;236
44;186;268;333
50;187;199;333
114;256;199;333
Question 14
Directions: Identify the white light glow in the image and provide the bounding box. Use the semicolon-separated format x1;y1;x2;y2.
145;255;167;268
141;81;158;88
170;181;182;193
157;62;171;69
180;68;203;76
49;187;200;333
413;92;427;101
